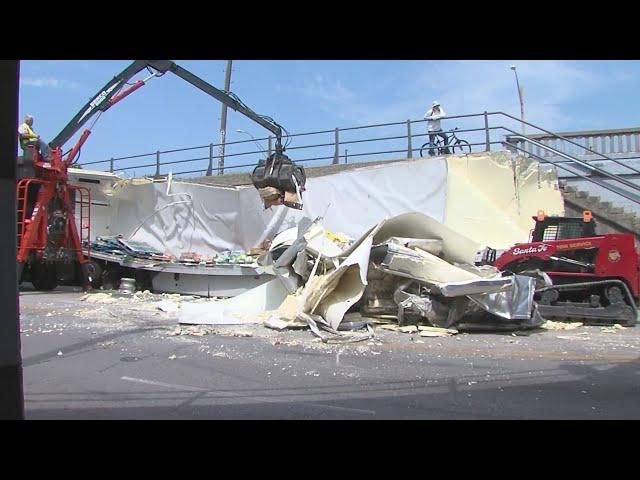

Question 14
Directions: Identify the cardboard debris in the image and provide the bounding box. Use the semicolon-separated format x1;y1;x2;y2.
418;325;458;335
377;324;400;331
420;330;455;337
180;252;202;262
399;325;418;333
258;188;301;209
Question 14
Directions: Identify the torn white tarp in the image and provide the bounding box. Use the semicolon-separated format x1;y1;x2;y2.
98;152;562;261
178;279;288;325
105;158;448;258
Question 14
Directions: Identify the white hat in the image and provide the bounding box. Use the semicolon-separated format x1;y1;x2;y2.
432;100;440;107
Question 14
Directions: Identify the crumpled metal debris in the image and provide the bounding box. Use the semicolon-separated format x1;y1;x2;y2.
180;212;540;335
379;242;537;326
298;312;375;344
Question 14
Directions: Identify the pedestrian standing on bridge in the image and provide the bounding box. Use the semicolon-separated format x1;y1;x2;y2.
18;115;51;162
423;101;449;156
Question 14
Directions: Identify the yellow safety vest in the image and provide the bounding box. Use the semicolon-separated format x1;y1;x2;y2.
19;123;38;149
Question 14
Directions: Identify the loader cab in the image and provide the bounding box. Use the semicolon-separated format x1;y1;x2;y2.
530;210;597;243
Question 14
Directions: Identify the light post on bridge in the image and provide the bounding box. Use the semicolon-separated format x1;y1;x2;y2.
510;65;525;135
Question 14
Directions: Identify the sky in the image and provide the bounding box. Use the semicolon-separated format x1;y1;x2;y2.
17;60;640;176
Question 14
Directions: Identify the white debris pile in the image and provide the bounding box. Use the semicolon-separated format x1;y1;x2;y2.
80;289;208;316
81;293;119;304
601;324;626;333
177;212;541;340
541;320;584;331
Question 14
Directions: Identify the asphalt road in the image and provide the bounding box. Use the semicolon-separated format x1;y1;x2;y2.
19;286;640;419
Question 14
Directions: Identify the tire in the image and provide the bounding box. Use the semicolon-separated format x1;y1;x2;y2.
419;143;429;158
135;270;153;292
85;260;103;289
419;139;443;158
101;267;120;291
31;261;58;291
453;140;471;154
17;262;25;285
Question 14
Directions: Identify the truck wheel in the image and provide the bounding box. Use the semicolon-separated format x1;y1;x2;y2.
101;267;120;291
31;262;58;291
17;262;25;285
135;270;152;292
86;260;103;289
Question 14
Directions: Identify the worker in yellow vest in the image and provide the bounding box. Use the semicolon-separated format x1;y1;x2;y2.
18;115;51;161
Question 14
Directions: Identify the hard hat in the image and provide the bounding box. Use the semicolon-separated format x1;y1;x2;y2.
432;100;440;107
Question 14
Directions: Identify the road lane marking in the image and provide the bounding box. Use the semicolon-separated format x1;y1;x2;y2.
120;376;208;392
305;403;376;415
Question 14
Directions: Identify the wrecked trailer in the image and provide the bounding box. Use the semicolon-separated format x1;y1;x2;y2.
179;212;541;338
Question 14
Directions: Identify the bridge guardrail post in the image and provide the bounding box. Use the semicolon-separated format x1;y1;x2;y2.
109;158;114;173
484;111;490;152
333;128;340;165
407;120;413;158
155;150;160;177
206;143;213;176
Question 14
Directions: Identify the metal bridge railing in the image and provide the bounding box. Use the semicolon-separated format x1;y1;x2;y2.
75;111;499;177
75;111;640;205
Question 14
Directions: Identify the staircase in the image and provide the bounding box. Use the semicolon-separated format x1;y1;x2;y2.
560;180;640;239
504;125;640;240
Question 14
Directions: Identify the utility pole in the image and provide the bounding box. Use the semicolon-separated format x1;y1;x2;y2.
218;60;233;175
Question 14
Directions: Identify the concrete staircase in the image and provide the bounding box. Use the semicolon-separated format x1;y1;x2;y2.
560;180;640;239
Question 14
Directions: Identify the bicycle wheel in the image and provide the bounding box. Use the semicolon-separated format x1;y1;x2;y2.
419;138;443;157
453;139;471;154
419;142;429;158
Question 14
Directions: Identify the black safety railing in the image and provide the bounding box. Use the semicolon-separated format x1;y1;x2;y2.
75;111;640;205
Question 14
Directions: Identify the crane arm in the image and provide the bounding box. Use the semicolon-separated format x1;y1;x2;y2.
51;60;284;155
49;60;303;208
50;60;153;149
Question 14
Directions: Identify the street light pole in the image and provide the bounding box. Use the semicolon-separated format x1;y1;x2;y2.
510;65;525;135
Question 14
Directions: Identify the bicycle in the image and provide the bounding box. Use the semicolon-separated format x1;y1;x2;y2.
419;127;472;157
